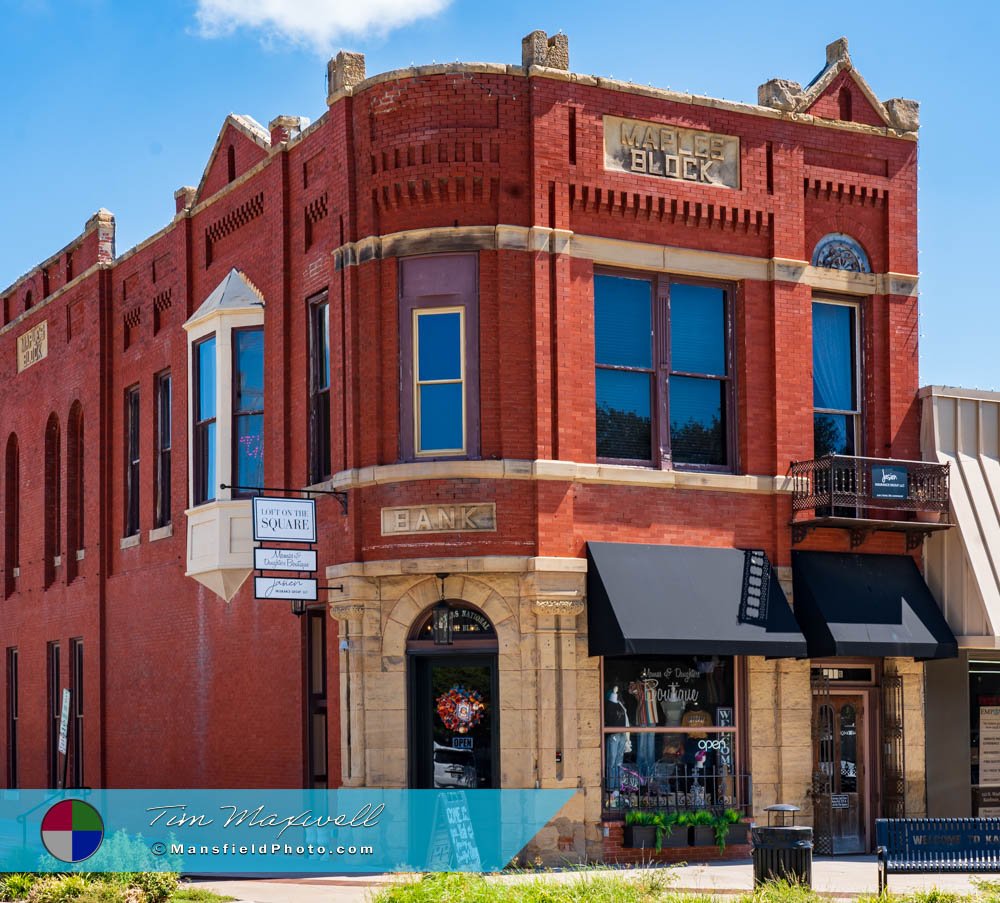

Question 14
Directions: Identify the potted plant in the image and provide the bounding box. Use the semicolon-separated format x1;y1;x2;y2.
623;810;660;850
911;482;943;523
687;809;717;846
656;812;687;849
713;808;749;852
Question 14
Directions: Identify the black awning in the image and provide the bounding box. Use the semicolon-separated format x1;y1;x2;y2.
792;551;958;659
586;542;808;658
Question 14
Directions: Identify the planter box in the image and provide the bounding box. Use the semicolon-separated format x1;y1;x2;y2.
725;823;750;847
659;827;689;848
690;825;715;847
622;825;658;849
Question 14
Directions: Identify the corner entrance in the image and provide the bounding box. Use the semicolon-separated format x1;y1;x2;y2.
407;603;499;789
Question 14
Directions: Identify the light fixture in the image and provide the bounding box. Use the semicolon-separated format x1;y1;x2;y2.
432;572;453;645
291;599;307;617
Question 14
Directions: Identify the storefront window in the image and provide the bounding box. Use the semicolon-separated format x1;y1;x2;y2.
602;656;744;814
970;659;1000;815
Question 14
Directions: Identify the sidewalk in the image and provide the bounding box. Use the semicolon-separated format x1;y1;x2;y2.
190;856;989;902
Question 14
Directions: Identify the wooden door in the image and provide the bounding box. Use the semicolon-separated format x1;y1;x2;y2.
813;693;867;853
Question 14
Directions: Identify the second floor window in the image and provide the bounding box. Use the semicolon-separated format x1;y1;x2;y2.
155;372;172;527
233;327;264;494
194;336;217;505
594;272;733;469
812;299;860;457
124;387;140;536
308;296;331;484
399;254;479;461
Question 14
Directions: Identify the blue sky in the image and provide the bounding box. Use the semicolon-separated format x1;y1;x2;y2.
3;0;996;389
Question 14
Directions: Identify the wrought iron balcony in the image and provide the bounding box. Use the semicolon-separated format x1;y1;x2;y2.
788;454;952;549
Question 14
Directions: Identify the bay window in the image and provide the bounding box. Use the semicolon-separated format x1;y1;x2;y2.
193;336;217;505
595;272;733;469
232;327;264;494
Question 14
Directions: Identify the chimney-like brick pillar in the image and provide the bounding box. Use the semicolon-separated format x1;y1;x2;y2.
521;30;569;70
327;51;366;101
268;115;304;145
174;186;196;214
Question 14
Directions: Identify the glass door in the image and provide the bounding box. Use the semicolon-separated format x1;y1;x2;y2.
410;655;498;789
813;692;867;853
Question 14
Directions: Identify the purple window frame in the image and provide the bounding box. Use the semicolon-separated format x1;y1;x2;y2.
398;254;480;462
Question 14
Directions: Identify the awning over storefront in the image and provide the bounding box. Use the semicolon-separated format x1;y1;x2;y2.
586;542;808;657
792;551;958;659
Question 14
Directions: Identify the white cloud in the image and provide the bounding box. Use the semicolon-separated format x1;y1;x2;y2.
194;0;452;54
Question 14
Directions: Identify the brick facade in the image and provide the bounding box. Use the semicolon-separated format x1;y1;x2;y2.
0;32;926;862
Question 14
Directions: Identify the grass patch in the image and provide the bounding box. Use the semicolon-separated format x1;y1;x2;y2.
374;874;1000;903
167;887;234;903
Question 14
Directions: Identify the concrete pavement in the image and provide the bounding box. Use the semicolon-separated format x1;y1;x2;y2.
190;856;994;902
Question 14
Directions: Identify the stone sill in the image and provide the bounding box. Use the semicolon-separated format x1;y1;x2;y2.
120;533;140;550
149;524;173;542
75;549;85;561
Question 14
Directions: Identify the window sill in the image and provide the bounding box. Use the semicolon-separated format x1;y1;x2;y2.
11;567;19;578
75;549;85;561
53;555;62;568
120;534;140;550
149;524;173;542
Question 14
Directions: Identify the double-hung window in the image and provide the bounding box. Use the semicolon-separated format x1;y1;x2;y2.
812;299;860;457
308;295;331;484
399;254;479;461
193;336;217;505
124;387;140;536
232;327;264;494
594;272;734;469
155;371;172;527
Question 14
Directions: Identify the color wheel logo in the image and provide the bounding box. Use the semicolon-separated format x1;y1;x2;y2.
41;799;104;863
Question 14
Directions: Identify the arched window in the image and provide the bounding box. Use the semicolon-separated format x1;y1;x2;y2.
811;233;871;273
66;402;84;582
4;434;18;597
44;414;61;589
227;145;236;183
838;86;853;122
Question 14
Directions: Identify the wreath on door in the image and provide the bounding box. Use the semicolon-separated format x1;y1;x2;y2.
436;685;486;733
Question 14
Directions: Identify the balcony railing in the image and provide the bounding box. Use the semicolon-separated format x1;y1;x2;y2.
603;767;752;818
788;454;951;546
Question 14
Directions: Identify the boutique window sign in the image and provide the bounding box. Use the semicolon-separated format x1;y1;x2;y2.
604;115;740;189
602;656;739;812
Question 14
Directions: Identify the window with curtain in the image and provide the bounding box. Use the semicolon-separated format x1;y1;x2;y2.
193;336;216;505
124;389;140;537
155;372;172;527
232;327;264;494
812;301;859;457
44;414;61;586
308;295;331;484
594;273;733;468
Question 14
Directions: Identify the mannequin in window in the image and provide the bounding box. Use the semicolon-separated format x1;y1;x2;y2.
629;672;660;776
604;682;629;789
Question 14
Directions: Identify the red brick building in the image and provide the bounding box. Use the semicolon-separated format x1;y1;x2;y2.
0;31;954;860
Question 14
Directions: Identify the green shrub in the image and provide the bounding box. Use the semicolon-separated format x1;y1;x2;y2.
623;810;660;827
1;874;41;901
167;887;235;903
126;874;177;903
25;875;93;903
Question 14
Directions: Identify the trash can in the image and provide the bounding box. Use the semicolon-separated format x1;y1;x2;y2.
751;825;813;887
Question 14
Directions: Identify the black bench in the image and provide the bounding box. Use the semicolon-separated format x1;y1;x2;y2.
876;817;1000;894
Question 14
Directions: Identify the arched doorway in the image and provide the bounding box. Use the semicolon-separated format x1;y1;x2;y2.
407;602;499;789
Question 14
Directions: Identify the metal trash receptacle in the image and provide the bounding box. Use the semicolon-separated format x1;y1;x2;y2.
751;825;813;887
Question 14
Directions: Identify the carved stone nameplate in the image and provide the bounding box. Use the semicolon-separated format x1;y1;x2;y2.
381;503;497;536
16;320;48;373
604;115;740;189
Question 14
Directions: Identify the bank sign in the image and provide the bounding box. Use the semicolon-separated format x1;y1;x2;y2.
604;115;740;189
